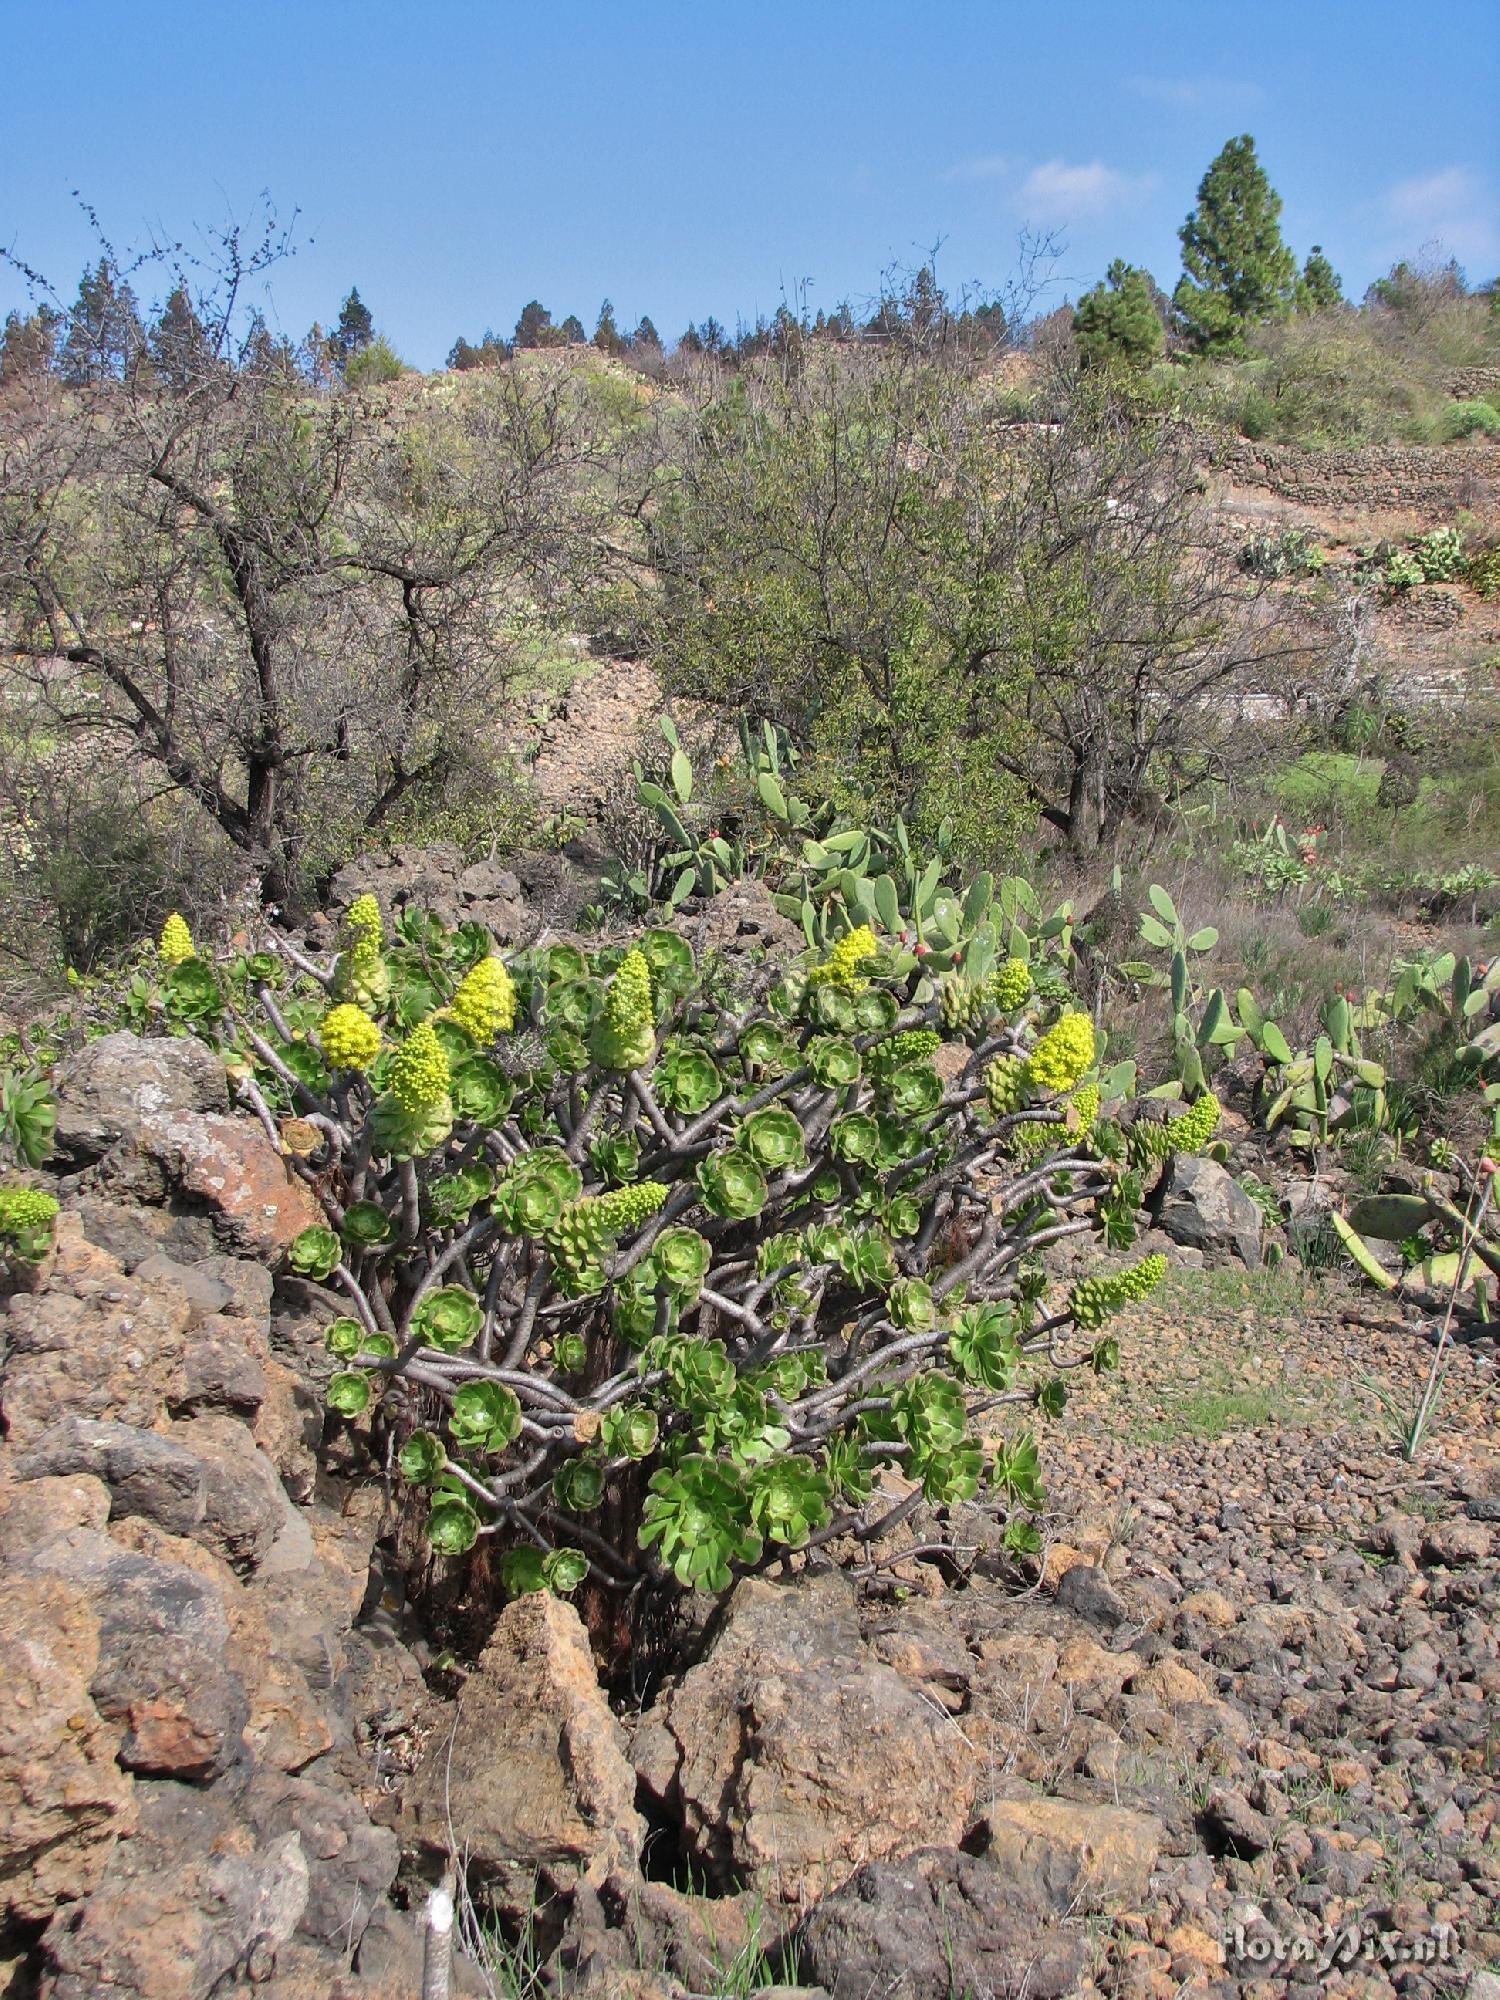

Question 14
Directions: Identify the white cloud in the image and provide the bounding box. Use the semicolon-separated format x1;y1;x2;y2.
1126;74;1264;113
1015;159;1158;223
1378;167;1498;270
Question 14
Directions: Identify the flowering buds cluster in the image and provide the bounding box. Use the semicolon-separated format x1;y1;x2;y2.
388;1022;451;1114
320;1003;382;1073
1067;1252;1168;1330
590;949;657;1072
334;894;390;1010
343;895;383;951
984;1055;1028;1117
1026;1013;1096;1095
989;958;1033;1012
158;913;196;966
1129;1091;1221;1166
0;1186;60;1263
808;925;879;992
449;957;517;1044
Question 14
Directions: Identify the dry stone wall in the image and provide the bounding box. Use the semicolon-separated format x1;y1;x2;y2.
1449;364;1500;403
1205;435;1500;517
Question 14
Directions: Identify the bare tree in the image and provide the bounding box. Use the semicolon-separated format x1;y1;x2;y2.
0;212;608;913
985;381;1307;854
645;338;1303;860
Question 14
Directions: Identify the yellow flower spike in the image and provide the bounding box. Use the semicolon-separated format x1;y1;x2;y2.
158;913;196;966
589;948;657;1072
388;1021;451;1114
808;924;879;992
343;894;383;951
448;957;517;1044
1026;1012;1096;1095
320;1003;383;1073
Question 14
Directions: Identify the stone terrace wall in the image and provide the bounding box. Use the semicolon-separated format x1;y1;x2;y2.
1205;436;1500;518
1449;365;1500;404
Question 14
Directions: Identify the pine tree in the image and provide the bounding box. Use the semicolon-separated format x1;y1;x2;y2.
0;306;61;382
513;300;555;348
1173;136;1298;353
677;324;704;355
901;264;944;343
344;334;406;387
593;300;624;355
633;315;661;351
1297;246;1344;314
448;329;511;371
59;259;145;384
150;285;211;387
1073;261;1166;370
559;314;587;345
330;289;374;373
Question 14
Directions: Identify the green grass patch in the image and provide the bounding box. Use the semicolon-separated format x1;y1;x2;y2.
1265;746;1500;880
1132;1382;1282;1445
1272;751;1393;817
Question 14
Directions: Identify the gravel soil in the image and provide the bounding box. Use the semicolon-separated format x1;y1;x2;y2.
1023;1264;1500;1996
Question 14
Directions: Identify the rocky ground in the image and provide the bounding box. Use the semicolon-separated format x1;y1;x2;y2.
2;871;1498;2000
1037;1272;1500;1997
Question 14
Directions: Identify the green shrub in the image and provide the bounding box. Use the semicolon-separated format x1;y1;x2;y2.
344;334;408;387
1464;546;1500;599
1442;399;1500;440
1073;262;1166;373
0;748;245;979
1410;527;1464;582
138;881;1193;1604
1382;548;1425;595
1239;530;1325;580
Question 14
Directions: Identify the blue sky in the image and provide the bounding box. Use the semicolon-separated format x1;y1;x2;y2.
3;0;1497;367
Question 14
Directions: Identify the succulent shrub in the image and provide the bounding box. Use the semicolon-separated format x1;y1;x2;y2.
0;1186;60;1263
0;1065;57;1170
126;881;1222;1607
1409;526;1463;583
1382;547;1425;596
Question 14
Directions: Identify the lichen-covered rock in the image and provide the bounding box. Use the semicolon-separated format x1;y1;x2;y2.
130;1108;327;1263
15;1414;290;1573
633;1572;979;1903
972;1796;1162;1906
688;878;805;966
1157;1154;1263;1268
239;1770;399;1956
0;1469;111;1559
0;1573;137;1923
104;1518;335;1779
406;1591;643;1917
329;843;531;939
25;1530;248;1780
1;1218;195;1443
794;1848;1086;2000
52;1032;229;1163
41;1779;310;2000
17;1417;210;1537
